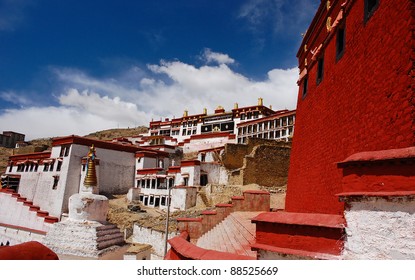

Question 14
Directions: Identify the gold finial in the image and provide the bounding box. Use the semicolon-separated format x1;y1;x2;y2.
258;97;263;106
84;145;97;187
203;108;207;114
234;103;239;109
183;110;188;117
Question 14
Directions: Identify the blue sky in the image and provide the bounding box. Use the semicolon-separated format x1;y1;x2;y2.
0;0;318;139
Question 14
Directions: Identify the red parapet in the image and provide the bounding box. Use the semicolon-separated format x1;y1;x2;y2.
29;205;40;212
337;147;415;194
0;241;59;260
36;210;49;217
44;216;59;224
166;234;255;260
252;212;345;256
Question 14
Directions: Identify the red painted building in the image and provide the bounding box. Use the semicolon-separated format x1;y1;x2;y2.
252;0;415;259
288;0;414;215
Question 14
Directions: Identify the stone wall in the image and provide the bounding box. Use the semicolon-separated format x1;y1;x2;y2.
223;139;291;188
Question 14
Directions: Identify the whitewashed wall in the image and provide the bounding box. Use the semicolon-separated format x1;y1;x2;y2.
200;162;228;185
183;136;235;154
171;187;197;210
132;225;178;257
343;197;415;260
0;224;46;246
180;165;200;187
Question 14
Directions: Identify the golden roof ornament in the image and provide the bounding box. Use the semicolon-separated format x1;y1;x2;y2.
84;145;97;187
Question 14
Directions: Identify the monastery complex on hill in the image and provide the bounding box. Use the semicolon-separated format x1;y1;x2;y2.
1;0;415;260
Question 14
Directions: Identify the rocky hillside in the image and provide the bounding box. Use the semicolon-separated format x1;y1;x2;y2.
84;126;148;141
0;127;148;174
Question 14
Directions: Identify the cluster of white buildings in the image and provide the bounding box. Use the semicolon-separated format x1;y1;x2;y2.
1;99;295;225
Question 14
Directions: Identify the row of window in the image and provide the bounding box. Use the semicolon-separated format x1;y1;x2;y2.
238;117;294;135
182;128;197;136
12;161;62;173
302;0;379;98
240;111;260;120
237;128;293;143
137;178;175;189
139;194;170;207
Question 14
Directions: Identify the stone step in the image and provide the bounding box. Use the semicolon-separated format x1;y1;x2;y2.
96;228;123;237
228;214;255;243
96;224;118;231
96;232;124;243
97;237;125;250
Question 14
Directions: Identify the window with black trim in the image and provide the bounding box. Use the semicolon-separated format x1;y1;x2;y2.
336;26;345;60
52;176;59;190
302;76;308;98
364;0;379;22
316;56;324;85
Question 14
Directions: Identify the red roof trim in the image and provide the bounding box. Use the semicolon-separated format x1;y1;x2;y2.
237;110;296;127
0;222;47;235
137;168;163;175
181;160;201;167
252;212;346;228
168;166;181;173
338;147;415;167
9;151;51;161
52;135;141;153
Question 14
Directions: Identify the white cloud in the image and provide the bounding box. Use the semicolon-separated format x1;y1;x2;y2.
0;91;33;106
202;48;235;65
0;50;299;139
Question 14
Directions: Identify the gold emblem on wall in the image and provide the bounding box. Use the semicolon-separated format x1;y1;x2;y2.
326;17;332;32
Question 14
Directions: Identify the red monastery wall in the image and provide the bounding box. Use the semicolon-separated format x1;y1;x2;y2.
286;0;415;215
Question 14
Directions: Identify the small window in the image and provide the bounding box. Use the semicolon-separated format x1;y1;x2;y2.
52;176;59;190
364;0;379;22
9;163;13;172
316;56;324;85
240;114;245;120
302;76;308;98
43;164;49;172
336;26;345;60
56;161;62;171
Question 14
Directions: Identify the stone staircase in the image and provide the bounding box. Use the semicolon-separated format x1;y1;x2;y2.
96;224;125;251
196;212;260;258
0;189;59;233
